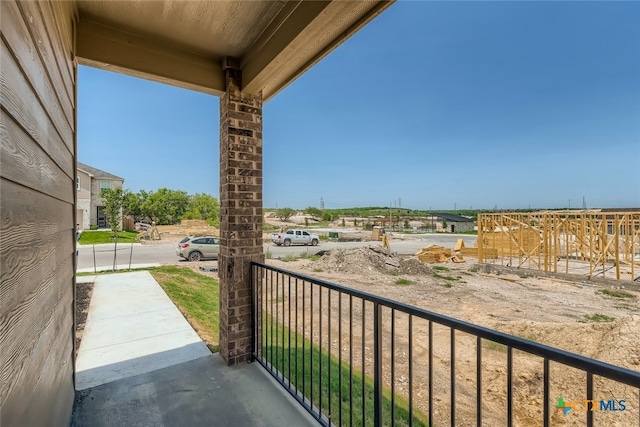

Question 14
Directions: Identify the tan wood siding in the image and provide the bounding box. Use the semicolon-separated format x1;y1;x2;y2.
0;1;76;426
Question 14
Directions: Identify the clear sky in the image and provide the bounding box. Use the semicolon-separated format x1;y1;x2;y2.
78;1;640;211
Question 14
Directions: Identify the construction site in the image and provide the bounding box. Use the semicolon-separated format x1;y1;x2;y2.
475;211;640;283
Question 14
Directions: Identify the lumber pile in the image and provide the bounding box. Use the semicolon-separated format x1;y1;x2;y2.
454;238;498;259
415;245;464;263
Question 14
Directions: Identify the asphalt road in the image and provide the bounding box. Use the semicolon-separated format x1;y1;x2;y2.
77;233;478;272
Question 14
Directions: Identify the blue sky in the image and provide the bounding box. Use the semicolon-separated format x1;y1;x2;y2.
78;1;640;211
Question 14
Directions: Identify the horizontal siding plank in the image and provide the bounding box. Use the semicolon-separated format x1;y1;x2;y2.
1;1;75;140
0;246;73;399
0;39;74;169
16;0;74;113
0;111;74;203
1;270;73;420
39;1;76;103
0;180;73;311
0;106;73;179
31;325;75;427
0;36;74;156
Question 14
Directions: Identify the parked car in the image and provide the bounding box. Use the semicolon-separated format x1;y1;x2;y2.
176;235;220;261
271;229;319;246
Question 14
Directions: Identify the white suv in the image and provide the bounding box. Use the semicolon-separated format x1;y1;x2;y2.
176;235;220;261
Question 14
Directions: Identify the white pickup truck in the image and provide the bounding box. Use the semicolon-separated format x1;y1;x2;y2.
271;230;320;246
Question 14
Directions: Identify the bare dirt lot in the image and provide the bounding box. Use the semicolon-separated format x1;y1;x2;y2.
259;247;640;427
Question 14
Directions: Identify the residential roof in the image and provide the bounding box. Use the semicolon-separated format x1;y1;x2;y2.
433;213;474;222
77;162;124;181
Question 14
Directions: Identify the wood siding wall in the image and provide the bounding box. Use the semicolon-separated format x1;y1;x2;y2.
1;1;77;426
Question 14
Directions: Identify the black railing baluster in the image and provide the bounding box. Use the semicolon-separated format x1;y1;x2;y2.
586;372;593;427
339;291;343;427
451;328;456;426
276;272;279;371
328;289;332;422
507;346;513;427
361;299;365;426
310;282;314;411
270;269;274;370
409;315;413;427
543;359;549;427
295;277;299;391
319;286;323;416
251;264;255;358
391;309;395;426
281;272;285;376
428;320;433;427
302;279;306;403
288;275;291;388
250;262;640;427
374;303;383;427
349;295;353;427
477;336;482;426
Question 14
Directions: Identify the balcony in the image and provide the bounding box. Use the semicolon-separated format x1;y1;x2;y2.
71;266;639;426
251;262;640;427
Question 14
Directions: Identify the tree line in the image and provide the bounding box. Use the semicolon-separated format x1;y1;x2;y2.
102;187;220;228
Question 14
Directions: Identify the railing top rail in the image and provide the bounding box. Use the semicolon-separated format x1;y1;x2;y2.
252;261;640;388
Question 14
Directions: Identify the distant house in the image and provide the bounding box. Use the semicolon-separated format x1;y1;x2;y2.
77;162;124;230
431;212;475;233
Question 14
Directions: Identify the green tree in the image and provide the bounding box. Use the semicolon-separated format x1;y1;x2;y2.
142;188;189;225
101;186;126;270
442;219;448;231
305;206;322;220
276;207;296;222
123;190;148;222
183;193;220;226
102;186;125;236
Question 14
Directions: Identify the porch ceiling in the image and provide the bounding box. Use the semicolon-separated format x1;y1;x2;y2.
75;0;394;100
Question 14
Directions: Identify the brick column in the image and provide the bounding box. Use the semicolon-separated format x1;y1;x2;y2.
219;68;264;365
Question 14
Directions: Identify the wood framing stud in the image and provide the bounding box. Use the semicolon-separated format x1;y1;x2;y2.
477;212;640;282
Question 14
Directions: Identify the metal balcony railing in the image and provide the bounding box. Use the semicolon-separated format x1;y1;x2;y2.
251;262;640;427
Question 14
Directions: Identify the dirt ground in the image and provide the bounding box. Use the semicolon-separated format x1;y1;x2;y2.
260;247;639;427
75;282;93;358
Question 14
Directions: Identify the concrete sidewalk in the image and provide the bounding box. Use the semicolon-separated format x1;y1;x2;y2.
75;271;211;390
72;271;318;426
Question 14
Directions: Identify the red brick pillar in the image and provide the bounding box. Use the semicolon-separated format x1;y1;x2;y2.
219;67;264;364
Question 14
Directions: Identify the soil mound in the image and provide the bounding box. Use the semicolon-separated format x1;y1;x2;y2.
314;246;432;276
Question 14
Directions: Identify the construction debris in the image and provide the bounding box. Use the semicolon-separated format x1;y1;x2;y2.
415;245;453;263
415;243;466;264
312;246;433;276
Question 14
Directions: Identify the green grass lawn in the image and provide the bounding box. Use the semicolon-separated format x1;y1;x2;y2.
262;314;428;427
149;266;427;426
150;266;220;352
78;230;139;245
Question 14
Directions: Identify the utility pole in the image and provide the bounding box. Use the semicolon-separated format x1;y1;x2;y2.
320;197;324;210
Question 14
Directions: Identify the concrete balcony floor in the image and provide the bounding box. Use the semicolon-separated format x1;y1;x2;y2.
71;271;316;427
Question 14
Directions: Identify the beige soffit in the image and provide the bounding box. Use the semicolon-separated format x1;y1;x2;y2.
74;0;394;100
